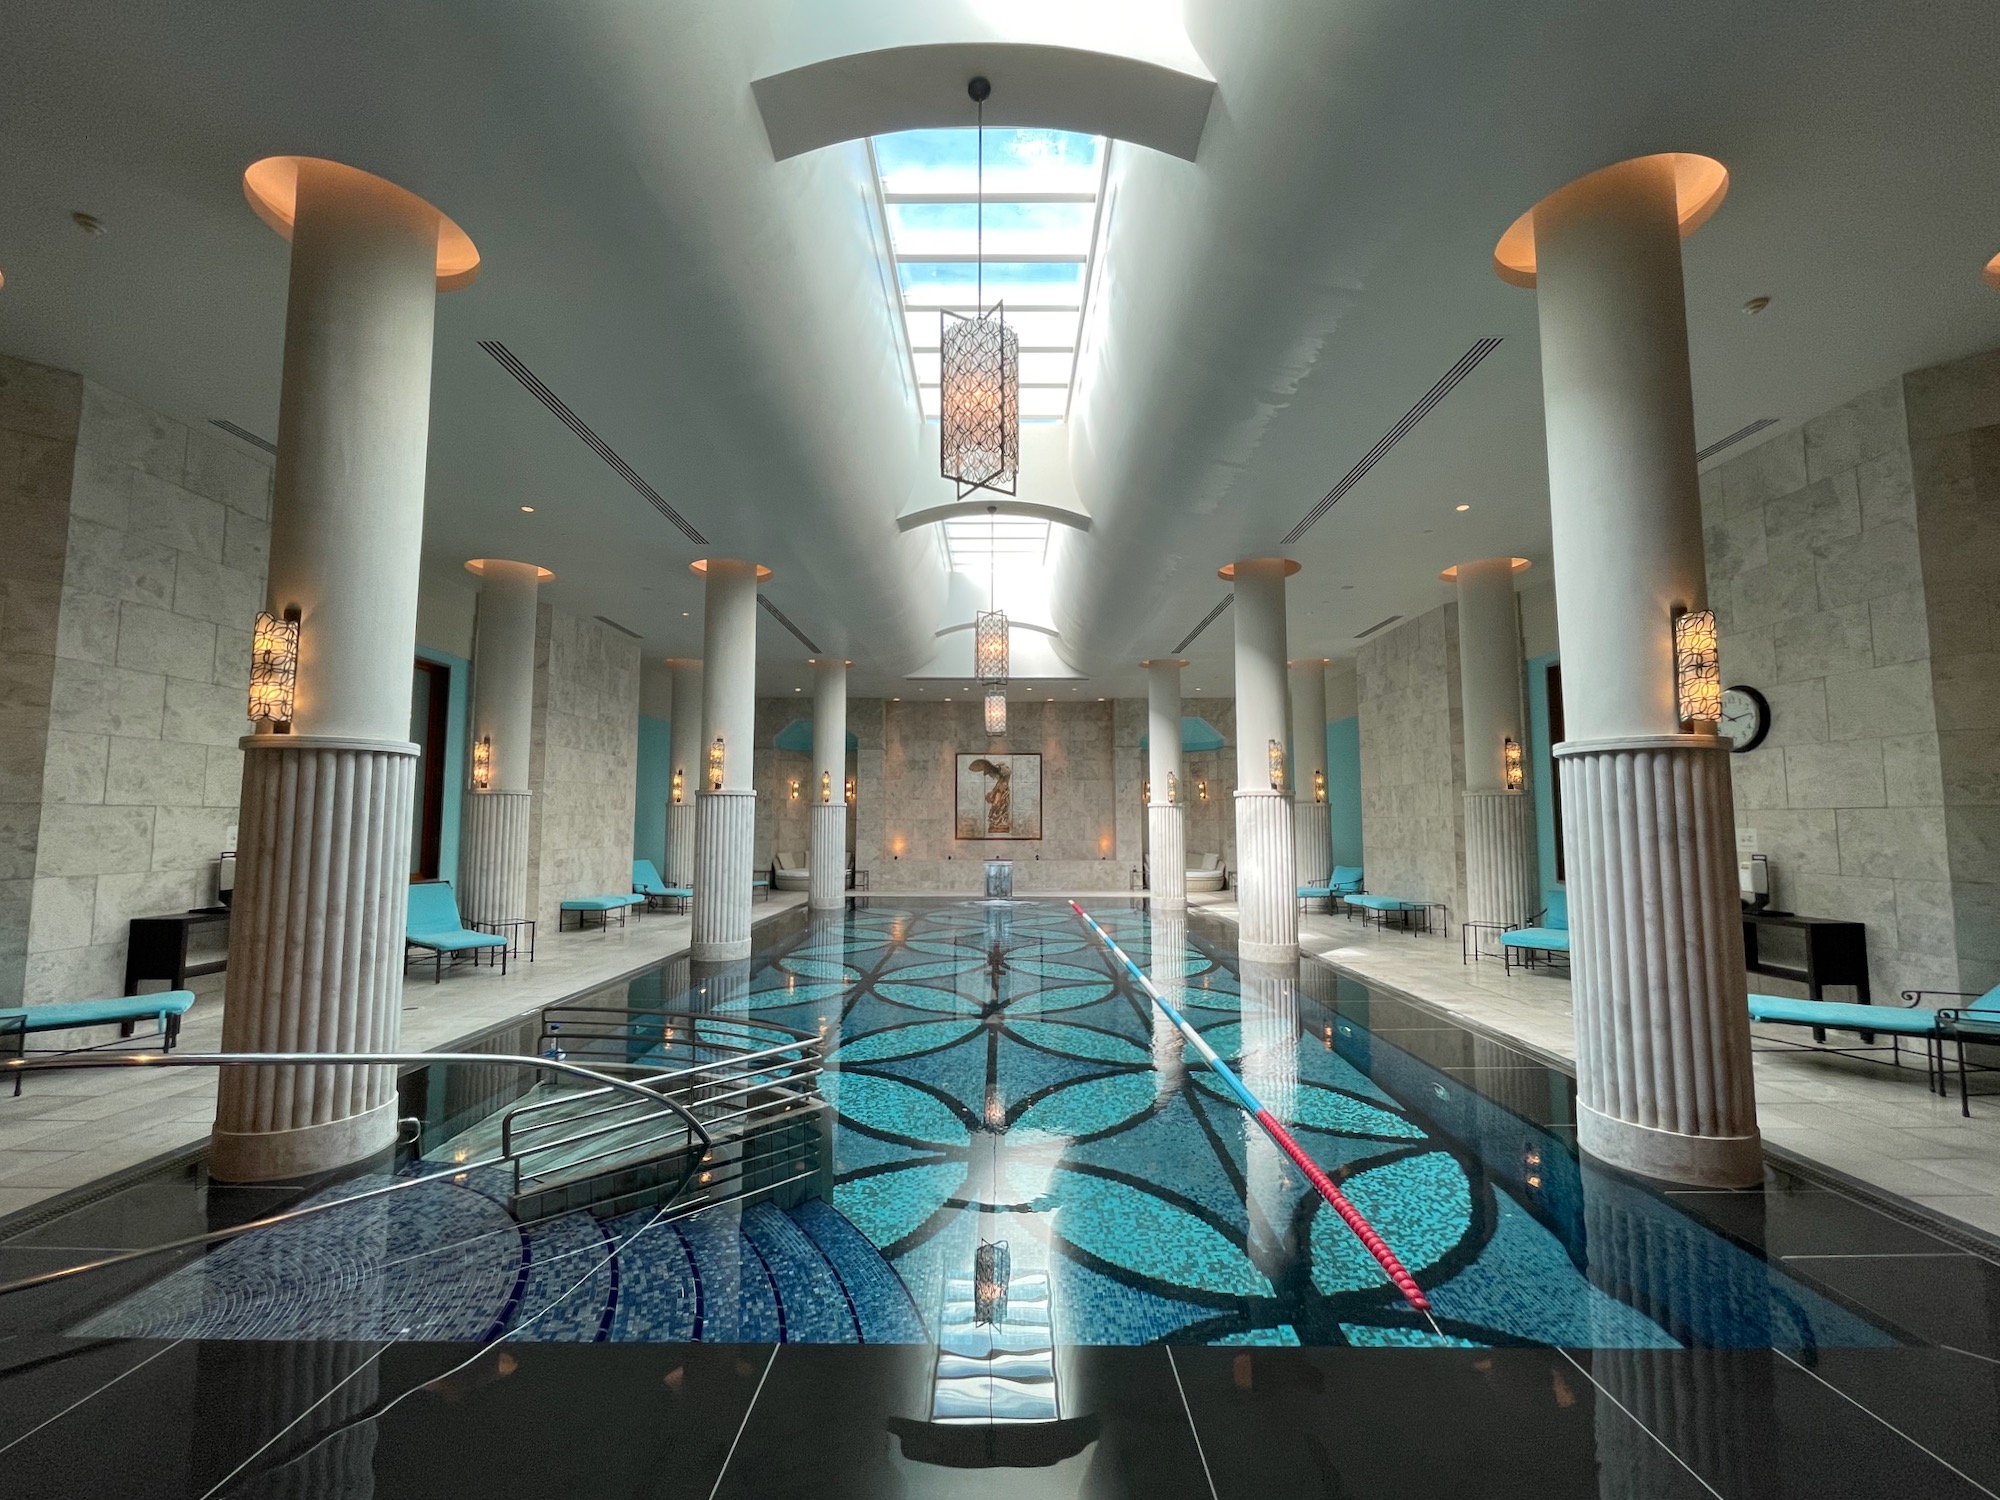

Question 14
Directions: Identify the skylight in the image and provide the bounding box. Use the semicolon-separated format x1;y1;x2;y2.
871;128;1110;423
941;513;1052;573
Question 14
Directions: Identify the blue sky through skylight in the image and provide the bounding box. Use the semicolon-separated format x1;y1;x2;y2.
871;126;1111;424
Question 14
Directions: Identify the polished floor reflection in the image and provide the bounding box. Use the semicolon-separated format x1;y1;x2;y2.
3;899;1998;1496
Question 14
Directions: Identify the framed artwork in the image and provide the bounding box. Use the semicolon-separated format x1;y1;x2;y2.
956;753;1042;840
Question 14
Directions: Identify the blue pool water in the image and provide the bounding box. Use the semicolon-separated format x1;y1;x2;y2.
76;899;1892;1350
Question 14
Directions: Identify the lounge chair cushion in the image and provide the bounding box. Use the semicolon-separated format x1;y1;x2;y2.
1347;893;1419;913
633;859;671;896
1543;889;1569;931
407;882;507;952
561;895;643;912
1330;865;1363;893
1500;926;1570;952
0;991;196;1032
1749;994;1941;1036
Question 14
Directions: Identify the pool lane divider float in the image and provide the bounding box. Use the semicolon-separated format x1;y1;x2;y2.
1069;901;1435;1319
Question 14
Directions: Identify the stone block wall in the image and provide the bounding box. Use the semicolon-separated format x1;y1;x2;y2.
10;364;272;1006
1180;697;1238;877
525;606;640;929
1356;604;1466;914
1906;352;2000;995
859;698;1139;891
1704;349;2000;998
0;355;80;1002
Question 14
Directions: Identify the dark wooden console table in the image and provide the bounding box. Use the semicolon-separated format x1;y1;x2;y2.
1742;911;1870;1040
125;908;231;994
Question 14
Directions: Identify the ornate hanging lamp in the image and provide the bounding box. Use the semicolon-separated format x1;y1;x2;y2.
985;687;1007;736
939;76;1020;498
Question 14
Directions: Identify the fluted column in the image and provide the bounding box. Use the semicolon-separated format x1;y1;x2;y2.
1514;152;1757;1186
458;558;545;924
808;658;849;910
664;658;702;887
1288;658;1332;886
1238;961;1298;1265
1226;559;1299;962
1143;658;1188;910
1455;557;1538;927
214;157;475;1181
1148;910;1189;1103
691;560;763;961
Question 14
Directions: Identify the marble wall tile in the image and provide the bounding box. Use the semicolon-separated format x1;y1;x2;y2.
1783;741;1885;810
34;804;155;878
48;659;166;740
1773;602;1874;681
1855;448;1917;530
115;601;217;683
23;942;124;1006
104;736;208;809
41;732;107;805
160;678;251;746
182;427;273;518
169;554;262;631
77;381;187;481
26;875;94;952
54;586;120;665
1719;428;1807;512
150;805;234;873
1883;733;1946;807
1823;663;1935;741
1903;347;2000;446
1868;588;1931;667
90;867;206;946
1804;378;1907;481
126;469;225;560
1815;518;1922;607
1837;806;1949;882
0;354;82;443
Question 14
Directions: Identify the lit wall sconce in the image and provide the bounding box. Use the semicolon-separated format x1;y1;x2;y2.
671;767;684;804
845;775;856;805
1503;736;1524;791
472;735;493;790
1672;607;1721;726
1197;778;1209;802
247;607;300;729
1267;738;1286;793
1313;767;1326;805
1142;778;1151;805
820;770;831;803
707;736;725;791
788;778;800;801
1167;772;1178;805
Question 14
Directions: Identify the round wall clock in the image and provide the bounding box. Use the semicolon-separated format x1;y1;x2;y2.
1718;685;1771;753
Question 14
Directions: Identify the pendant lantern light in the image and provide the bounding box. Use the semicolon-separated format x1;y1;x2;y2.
939;76;1020;498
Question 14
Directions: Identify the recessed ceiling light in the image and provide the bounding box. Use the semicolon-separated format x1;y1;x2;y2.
1455;504;1470;512
793;686;800;692
681;612;689;617
520;505;535;513
1743;295;1771;315
71;211;105;236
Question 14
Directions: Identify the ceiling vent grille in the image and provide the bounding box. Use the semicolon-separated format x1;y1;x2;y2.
1695;418;1780;464
210;419;276;455
1171;595;1234;654
594;615;643;640
1354;615;1403;640
1281;338;1503;545
759;595;822;653
480;341;708;546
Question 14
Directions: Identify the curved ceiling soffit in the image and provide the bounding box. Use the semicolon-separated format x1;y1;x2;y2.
750;42;1216;161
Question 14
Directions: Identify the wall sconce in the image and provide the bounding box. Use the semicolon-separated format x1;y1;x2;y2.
1503;736;1524;792
1313;767;1326;805
1673;607;1721;726
820;770;831;804
1197;778;1209;802
1267;738;1286;793
1167;772;1178;806
845;775;856;806
671;767;684;804
707;736;725;791
1142;778;1151;805
788;778;800;802
472;735;493;791
247;606;300;729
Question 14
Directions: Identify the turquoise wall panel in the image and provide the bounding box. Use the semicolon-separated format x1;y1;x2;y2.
1526;652;1561;903
415;649;470;888
635;714;671;871
1327;715;1363;868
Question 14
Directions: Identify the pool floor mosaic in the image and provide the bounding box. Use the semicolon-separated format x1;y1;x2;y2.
72;900;1895;1351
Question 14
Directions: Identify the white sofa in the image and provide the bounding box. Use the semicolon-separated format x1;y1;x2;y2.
772;852;809;891
1186;853;1227;893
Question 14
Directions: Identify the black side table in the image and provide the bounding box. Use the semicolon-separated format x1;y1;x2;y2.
126;909;231;993
472;918;537;963
1743;912;1870;1040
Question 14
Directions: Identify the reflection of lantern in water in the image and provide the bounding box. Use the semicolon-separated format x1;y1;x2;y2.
973;1239;1010;1326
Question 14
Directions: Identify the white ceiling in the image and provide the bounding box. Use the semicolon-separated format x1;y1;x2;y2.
2;1;1998;705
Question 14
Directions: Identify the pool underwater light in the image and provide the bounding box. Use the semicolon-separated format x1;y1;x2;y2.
1069;900;1434;1317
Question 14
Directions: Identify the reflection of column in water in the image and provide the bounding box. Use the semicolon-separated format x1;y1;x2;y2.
196;1341;381;1498
1148;912;1189;1103
1238;960;1299;1262
1582;1160;1777;1497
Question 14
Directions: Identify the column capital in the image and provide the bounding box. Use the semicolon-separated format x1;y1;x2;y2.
1218;558;1301;581
690;558;773;581
1493;152;1728;289
245;155;481;291
464;559;554;581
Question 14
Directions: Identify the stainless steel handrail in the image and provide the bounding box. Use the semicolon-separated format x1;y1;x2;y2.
0;1049;714;1300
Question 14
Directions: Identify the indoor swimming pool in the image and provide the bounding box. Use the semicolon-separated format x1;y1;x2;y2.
56;899;1890;1353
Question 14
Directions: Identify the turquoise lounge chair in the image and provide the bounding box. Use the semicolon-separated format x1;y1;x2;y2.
1300;866;1365;914
1501;892;1570;972
1748;990;1947;1095
406;880;509;982
1918;984;2000;1116
633;859;692;912
0;990;197;1096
